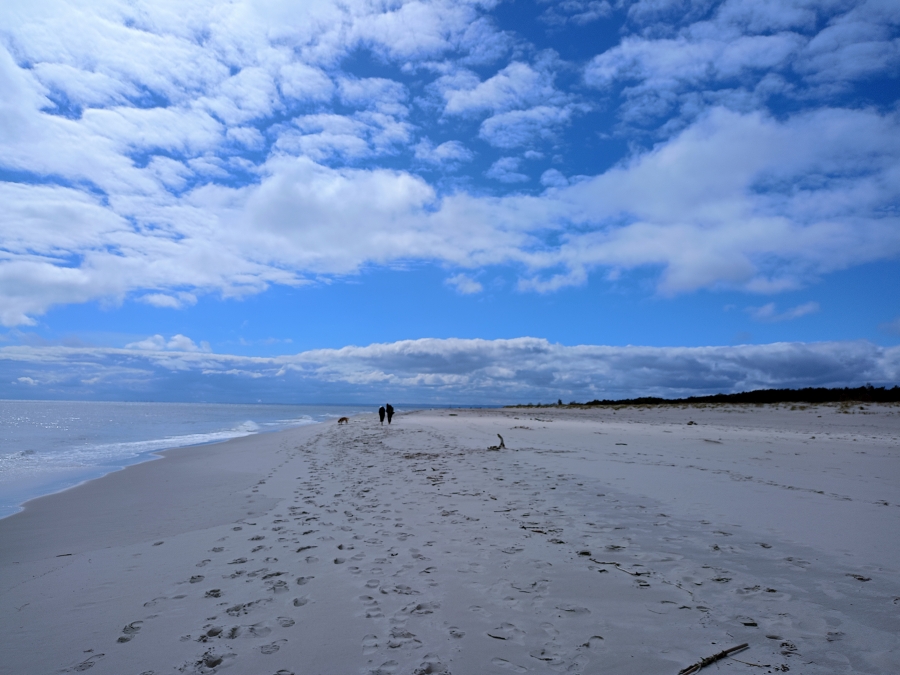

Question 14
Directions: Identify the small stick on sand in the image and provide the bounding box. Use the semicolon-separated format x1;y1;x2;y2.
678;643;749;675
488;434;506;450
589;559;648;576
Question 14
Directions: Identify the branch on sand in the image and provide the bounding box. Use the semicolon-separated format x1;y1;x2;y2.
487;434;506;450
679;643;749;675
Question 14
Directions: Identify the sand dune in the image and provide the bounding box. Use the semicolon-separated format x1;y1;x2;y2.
1;405;898;674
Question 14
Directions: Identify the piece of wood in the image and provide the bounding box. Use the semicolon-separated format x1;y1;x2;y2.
679;643;749;675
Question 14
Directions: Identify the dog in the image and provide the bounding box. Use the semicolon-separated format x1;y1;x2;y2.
337;417;349;425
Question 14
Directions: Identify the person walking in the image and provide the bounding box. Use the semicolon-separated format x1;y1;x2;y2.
386;403;394;424
378;406;386;425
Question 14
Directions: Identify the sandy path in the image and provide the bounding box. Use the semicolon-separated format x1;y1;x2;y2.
0;406;897;675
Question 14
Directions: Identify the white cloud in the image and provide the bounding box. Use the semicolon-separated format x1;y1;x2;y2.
538;106;900;294
540;168;569;187
441;61;564;116
480;104;576;148
125;333;210;352
0;0;898;328
540;0;612;26
279;62;334;101
413;139;474;166
748;301;820;322
2;338;898;402
126;335;167;350
486;157;529;183
279;111;412;161
585;0;900;127
166;334;210;352
139;292;198;309
338;77;408;114
445;273;483;294
436;58;580;148
16;376;37;385
2;104;899;324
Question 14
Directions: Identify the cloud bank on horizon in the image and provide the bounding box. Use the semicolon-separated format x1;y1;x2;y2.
2;0;899;400
3;337;898;403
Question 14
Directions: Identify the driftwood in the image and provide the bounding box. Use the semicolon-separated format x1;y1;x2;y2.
488;434;506;450
679;643;749;675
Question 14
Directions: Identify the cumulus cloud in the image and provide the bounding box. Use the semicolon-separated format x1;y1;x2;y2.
0;0;898;327
125;334;211;352
540;168;569;188
3;98;900;324
445;273;483;294
440;61;564;116
2;338;897;402
479;104;576;148
539;1;613;26
413;139;474;166
585;0;900;127
437;58;579;149
486;157;529;183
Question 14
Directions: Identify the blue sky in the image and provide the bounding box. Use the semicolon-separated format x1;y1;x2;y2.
1;0;899;403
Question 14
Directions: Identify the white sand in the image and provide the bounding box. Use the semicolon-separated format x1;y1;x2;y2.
1;404;898;675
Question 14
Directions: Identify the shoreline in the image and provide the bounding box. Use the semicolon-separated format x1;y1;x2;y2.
1;405;897;674
0;400;375;520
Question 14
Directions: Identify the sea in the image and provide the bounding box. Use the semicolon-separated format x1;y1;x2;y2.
0;400;376;519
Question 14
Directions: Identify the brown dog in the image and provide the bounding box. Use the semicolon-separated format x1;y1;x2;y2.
337;417;349;425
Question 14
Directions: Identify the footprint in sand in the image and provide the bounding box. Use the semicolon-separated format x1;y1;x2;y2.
413;658;450;675
266;579;289;593
387;627;421;649
362;633;380;655
368;660;399;675
117;621;143;643
247;623;272;638
196;625;224;642
70;653;106;672
529;647;565;666
486;623;525;643
360;595;384;618
490;658;527;673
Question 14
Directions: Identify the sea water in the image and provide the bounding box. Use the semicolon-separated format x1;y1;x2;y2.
0;400;373;519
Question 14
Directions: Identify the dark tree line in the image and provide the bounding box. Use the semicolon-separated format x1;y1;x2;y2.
575;385;900;407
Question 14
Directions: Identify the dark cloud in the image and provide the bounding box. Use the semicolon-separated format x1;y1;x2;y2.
2;338;896;403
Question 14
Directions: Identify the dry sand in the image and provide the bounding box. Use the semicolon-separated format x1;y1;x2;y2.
1;404;898;675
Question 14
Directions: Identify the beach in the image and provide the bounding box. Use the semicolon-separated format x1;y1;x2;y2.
1;405;898;675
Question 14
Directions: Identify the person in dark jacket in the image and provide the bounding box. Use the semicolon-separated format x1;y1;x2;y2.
386;403;394;424
378;406;386;425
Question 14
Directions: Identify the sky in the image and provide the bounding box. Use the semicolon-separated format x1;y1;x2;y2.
1;0;899;403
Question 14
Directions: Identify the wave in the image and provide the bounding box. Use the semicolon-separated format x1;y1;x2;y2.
0;418;304;474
